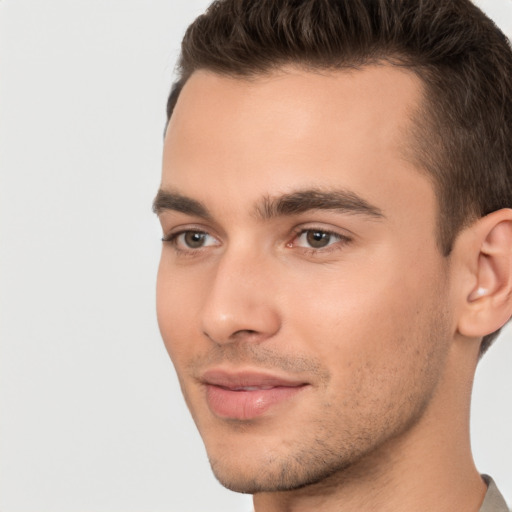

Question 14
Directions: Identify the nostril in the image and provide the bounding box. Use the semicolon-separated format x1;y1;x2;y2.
203;327;273;346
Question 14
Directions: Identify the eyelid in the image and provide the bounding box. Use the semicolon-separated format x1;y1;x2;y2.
161;221;217;240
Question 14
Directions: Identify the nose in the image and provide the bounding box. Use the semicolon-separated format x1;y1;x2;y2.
200;250;281;345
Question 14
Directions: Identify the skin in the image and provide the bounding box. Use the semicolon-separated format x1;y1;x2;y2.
155;66;495;511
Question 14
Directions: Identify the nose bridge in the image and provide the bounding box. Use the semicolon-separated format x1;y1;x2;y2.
200;245;280;344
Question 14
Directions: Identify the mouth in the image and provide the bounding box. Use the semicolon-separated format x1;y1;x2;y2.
201;370;309;420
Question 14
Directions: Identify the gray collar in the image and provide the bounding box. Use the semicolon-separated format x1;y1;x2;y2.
480;475;510;512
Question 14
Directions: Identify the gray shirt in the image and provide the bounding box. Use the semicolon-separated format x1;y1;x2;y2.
480;476;510;512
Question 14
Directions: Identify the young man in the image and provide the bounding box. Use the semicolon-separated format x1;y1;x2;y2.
153;1;512;510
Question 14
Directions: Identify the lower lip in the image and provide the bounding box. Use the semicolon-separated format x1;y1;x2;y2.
205;384;306;420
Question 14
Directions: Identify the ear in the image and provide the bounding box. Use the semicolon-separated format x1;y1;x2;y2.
456;209;512;339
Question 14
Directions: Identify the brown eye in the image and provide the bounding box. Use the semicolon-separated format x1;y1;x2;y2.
289;228;349;252
164;230;219;250
305;230;332;248
183;231;208;248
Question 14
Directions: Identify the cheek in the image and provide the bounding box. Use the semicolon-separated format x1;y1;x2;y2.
284;261;450;432
156;259;203;364
284;249;448;375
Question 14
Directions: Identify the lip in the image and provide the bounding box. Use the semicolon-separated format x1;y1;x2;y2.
201;369;309;420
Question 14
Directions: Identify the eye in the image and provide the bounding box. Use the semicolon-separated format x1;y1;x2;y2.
289;228;349;250
302;230;334;248
164;230;219;250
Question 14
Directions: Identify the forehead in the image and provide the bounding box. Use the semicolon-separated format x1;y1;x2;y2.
161;65;433;225
166;65;423;149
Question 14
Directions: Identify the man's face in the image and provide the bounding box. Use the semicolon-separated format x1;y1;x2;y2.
156;66;454;492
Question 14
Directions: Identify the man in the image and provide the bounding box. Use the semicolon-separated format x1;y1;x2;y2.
153;0;512;510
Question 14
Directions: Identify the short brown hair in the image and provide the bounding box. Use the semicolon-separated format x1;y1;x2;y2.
166;0;512;354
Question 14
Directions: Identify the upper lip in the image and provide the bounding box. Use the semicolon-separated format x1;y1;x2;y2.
201;369;308;390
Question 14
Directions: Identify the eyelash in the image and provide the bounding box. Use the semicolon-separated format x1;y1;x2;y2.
162;227;352;256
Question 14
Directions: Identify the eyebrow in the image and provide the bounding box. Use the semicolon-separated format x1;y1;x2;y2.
152;189;212;219
152;187;384;221
255;188;384;220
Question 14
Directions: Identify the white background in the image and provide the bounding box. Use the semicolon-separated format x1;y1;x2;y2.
0;1;511;511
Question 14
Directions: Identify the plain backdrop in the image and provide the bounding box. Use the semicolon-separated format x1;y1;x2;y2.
0;1;511;511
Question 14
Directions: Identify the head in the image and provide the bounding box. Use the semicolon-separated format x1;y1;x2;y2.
166;0;512;355
154;0;512;499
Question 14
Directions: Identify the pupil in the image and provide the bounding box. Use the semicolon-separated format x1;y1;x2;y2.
307;230;330;248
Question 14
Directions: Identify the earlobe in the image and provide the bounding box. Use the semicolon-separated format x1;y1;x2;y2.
457;209;512;339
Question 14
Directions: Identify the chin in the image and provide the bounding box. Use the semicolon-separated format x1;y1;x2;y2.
208;448;355;494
